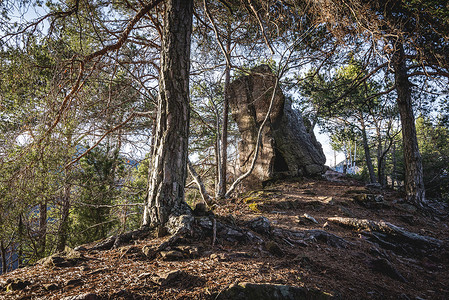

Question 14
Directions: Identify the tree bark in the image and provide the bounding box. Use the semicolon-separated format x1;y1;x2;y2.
376;125;386;186
217;35;231;199
0;240;6;274
360;115;376;183
56;184;72;252
143;0;194;230
39;201;47;257
392;43;425;206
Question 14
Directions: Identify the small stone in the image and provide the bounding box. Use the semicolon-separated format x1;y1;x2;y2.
210;253;227;261
159;250;184;261
74;246;87;252
43;283;59;291
247;216;271;235
176;245;200;257
323;222;329;230
264;241;284;257
65;278;83;286
142;245;156;258
153;270;185;285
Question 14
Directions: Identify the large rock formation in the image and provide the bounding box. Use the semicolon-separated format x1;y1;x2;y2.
228;65;326;189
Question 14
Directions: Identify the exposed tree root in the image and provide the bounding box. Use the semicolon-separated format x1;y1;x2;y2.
328;217;442;248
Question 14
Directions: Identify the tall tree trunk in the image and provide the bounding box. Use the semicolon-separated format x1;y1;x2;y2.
376;126;385;186
392;43;425;206
1;240;6;274
143;0;193;230
18;214;23;266
39;201;47;258
215;113;221;197
56;184;71;252
392;141;397;189
360;115;376;183
217;35;232;199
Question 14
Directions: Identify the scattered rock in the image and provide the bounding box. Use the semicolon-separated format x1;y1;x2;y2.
37;246;84;268
65;278;83;286
43;283;59;291
217;282;333;300
353;194;387;208
176;245;200;257
210;253;228;261
153;270;185;286
264;241;284;257
159;250;184;261
142;245;156;258
248;216;271;235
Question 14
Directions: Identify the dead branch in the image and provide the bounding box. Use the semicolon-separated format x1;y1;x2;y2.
187;159;214;207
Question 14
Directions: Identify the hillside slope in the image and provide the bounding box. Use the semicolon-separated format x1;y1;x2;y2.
1;172;448;299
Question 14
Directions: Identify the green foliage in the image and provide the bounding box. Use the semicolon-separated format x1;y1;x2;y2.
70;144;123;245
416;116;449;201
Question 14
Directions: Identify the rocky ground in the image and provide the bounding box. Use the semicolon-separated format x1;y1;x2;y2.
1;172;449;299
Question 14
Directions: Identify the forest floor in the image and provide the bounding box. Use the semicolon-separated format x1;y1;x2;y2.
1;171;449;299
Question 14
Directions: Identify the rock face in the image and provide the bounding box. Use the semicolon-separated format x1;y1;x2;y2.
228;65;326;189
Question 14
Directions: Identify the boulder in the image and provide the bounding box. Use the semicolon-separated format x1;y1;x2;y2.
37;246;83;268
228;65;326;189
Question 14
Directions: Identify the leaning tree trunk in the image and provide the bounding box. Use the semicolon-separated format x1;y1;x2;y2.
392;43;425;206
143;0;194;232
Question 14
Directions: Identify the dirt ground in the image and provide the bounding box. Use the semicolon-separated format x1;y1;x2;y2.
1;172;449;299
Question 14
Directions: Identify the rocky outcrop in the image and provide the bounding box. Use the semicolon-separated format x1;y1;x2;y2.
228;65;326;189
